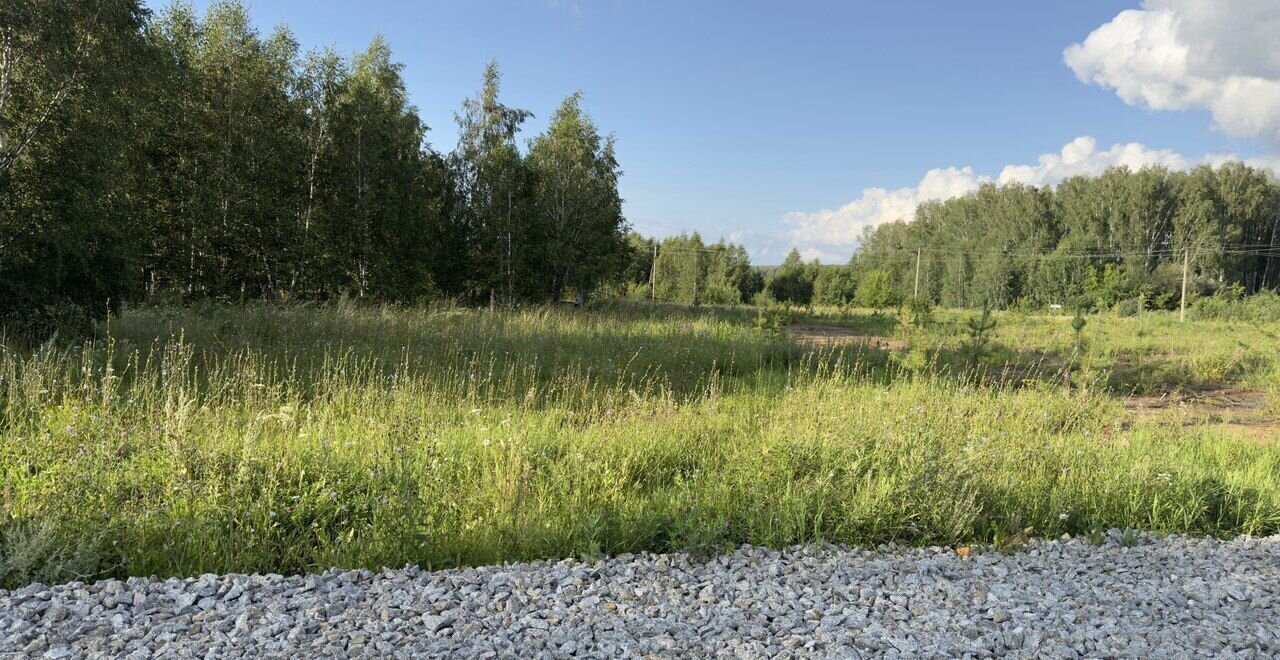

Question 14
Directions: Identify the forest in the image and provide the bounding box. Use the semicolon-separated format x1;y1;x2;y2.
629;165;1280;314
1;0;629;335
853;165;1280;312
5;2;1280;340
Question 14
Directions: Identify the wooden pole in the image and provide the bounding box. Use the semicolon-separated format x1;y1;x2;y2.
1180;246;1189;322
913;248;921;298
649;244;658;300
693;250;702;307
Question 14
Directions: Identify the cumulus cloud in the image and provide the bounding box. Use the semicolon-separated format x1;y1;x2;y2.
777;136;1280;263
996;137;1191;185
1065;0;1280;144
780;166;983;255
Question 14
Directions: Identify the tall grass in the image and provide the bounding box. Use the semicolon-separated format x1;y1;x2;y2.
1;302;1277;586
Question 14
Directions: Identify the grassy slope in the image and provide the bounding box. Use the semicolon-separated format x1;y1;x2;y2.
1;301;1277;586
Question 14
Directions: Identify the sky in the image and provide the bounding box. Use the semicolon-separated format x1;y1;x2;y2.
168;0;1280;264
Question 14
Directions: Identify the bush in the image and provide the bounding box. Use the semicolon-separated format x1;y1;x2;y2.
1112;297;1143;317
899;296;934;329
754;307;793;336
1190;291;1280;323
700;282;742;306
0;299;97;342
857;270;902;313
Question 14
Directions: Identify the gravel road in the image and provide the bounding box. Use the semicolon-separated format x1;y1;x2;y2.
2;531;1277;658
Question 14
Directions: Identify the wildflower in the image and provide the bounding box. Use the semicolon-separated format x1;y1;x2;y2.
1058;513;1069;521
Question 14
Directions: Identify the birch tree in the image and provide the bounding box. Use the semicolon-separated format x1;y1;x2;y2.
528;93;628;301
450;62;532;306
0;0;151;331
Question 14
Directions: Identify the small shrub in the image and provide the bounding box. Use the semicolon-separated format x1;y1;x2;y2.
899;296;934;330
754;307;793;337
857;270;903;314
1070;308;1088;353
1190;290;1280;323
1112;297;1142;317
962;302;997;370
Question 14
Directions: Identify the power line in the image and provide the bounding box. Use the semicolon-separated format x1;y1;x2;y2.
855;241;1280;261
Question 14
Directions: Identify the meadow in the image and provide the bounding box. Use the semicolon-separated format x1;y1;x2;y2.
1;300;1278;587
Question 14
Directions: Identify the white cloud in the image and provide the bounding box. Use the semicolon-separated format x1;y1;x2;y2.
759;1;1280;264
1065;0;1280;144
995;137;1191;185
781;166;984;254
777;136;1280;263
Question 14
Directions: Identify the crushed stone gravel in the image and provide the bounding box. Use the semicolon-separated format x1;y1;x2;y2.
2;530;1278;658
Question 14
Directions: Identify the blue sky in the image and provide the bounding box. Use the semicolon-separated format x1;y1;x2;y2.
168;0;1280;263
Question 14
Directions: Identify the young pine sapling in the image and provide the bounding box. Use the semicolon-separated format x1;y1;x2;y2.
963;302;997;371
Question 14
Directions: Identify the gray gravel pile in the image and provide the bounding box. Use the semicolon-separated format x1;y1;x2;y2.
2;530;1278;658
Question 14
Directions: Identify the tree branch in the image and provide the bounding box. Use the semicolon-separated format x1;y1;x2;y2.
0;4;103;177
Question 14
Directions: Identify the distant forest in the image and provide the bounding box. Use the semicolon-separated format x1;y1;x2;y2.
4;2;1280;337
625;164;1280;313
854;165;1280;311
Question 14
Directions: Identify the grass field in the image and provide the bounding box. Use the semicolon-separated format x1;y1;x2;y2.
2;300;1278;587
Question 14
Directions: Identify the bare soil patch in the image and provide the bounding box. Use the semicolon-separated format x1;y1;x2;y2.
1124;387;1279;439
788;324;908;350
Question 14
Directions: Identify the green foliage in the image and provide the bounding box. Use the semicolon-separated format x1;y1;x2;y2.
527;93;629;301
857;270;902;313
3;302;1280;586
1;0;153;333
2;2;633;335
648;234;757;305
753;307;793;337
1086;264;1132;311
854;166;1280;311
813;266;857;306
767;249;816;306
1070;308;1088;352
450;61;537;305
962;302;998;370
1191;290;1280;323
1111;297;1143;317
898;295;934;330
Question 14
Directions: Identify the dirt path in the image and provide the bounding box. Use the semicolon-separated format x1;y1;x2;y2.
787;323;1277;438
1125;387;1278;439
788;324;908;350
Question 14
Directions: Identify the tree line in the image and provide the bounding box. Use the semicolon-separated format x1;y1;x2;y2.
615;233;762;305
7;2;1280;335
1;0;628;334
707;164;1280;313
857;164;1280;311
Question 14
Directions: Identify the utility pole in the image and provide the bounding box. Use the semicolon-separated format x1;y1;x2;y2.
693;249;702;307
913;248;921;298
649;244;658;301
1180;246;1189;322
